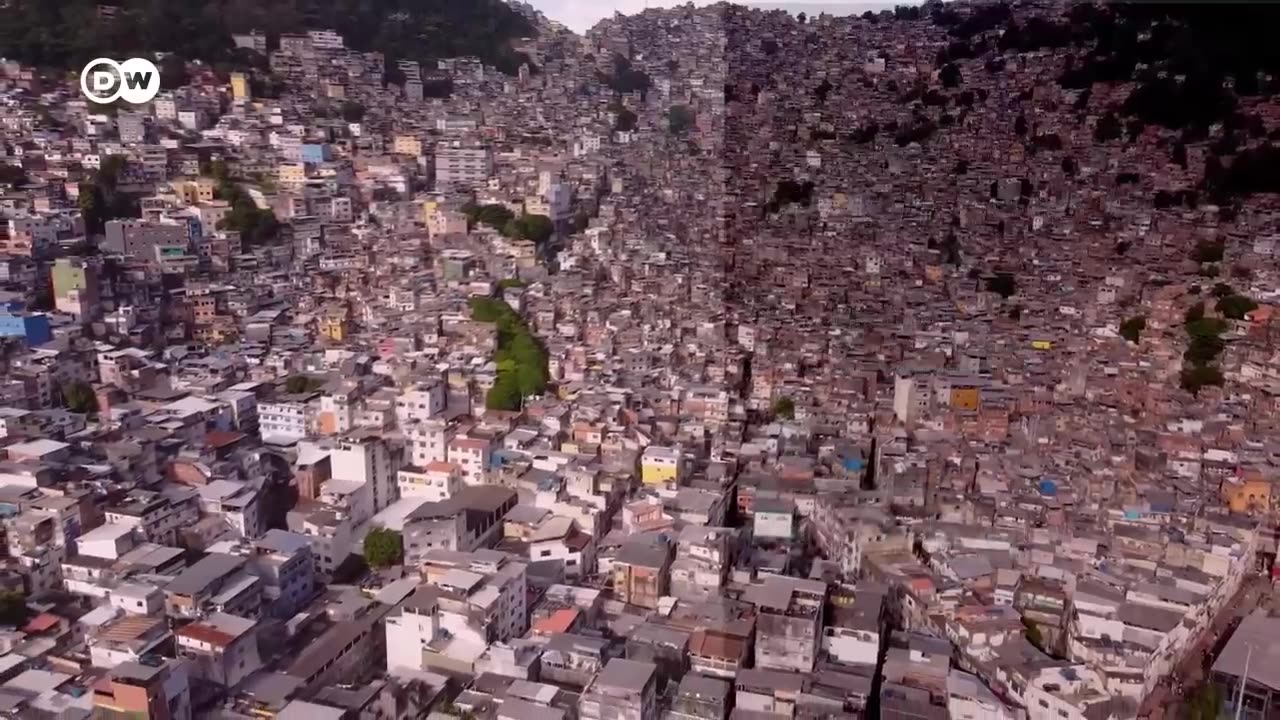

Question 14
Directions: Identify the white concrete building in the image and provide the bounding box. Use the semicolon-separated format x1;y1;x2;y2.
395;381;446;427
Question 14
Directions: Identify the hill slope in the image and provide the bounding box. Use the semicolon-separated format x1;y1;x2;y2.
0;0;535;74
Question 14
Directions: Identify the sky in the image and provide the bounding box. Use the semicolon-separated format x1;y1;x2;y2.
528;0;915;34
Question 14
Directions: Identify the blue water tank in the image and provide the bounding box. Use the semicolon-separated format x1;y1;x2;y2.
1038;479;1057;496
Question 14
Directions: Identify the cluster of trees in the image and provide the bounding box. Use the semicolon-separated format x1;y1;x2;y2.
284;375;326;394
611;102;638;132
61;382;98;414
1216;293;1259;320
213;167;280;246
1063;4;1280;135
1205;144;1280;199
928;230;962;265
1184;684;1222;720
470;297;548;411
668;105;696;135
893;118;937;147
766;180;815;214
1181;301;1228;396
1119;316;1146;344
938;2;1277;146
1154;189;1199;210
0;0;535;77
770;397;795;421
600;54;650;96
79;155;138;236
0;165;26;187
461;203;554;245
1192;239;1225;264
363;528;403;568
0;592;29;628
848;122;880;145
985;272;1017;299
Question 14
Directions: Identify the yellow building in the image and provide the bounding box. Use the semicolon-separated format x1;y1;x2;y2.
1031;340;1053;350
196;177;217;202
230;72;251;101
171;180;199;204
1224;477;1271;514
641;445;682;486
319;308;349;342
421;199;439;225
277;162;306;186
392;134;423;156
951;384;980;411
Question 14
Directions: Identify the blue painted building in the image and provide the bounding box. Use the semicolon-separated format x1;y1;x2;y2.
300;143;330;164
0;301;51;346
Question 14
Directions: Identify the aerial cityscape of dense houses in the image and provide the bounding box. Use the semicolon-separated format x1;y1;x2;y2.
0;1;1277;719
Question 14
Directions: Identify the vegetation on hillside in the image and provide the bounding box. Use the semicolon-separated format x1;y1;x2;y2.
771;397;795;421
599;54;651;96
462;203;553;245
285;375;326;394
0;0;535;75
1181;302;1229;396
363;528;403;568
61;382;98;414
0;592;29;628
79;156;136;236
1119;316;1145;344
469;297;548;411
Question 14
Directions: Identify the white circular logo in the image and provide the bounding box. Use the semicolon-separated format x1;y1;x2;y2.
80;57;161;105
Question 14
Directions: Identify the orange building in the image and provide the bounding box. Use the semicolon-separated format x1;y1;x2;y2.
951;384;981;411
1223;474;1272;514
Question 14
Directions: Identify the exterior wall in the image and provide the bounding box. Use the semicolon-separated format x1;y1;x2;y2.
756;612;820;672
823;627;879;667
753;510;793;540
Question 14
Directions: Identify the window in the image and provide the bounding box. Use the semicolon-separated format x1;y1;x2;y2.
1058;712;1069;719
540;550;552;558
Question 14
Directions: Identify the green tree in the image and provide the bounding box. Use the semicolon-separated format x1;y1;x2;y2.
771;397;795;420
285;375;324;394
470;297;548;408
1023;619;1046;652
668;104;696;135
62;382;97;413
1186;683;1222;720
505;214;554;245
600;54;650;95
0;165;26;186
341;101;366;123
486;373;523;410
1193;240;1226;263
1186;317;1228;339
78;182;105;235
363;528;404;568
1181;365;1224;396
1185;301;1206;324
216;180;279;246
1216;294;1258;320
465;203;516;233
1211;282;1236;299
1094;112;1123;142
985;273;1017;299
613;105;638;132
940;62;962;88
1119;316;1146;343
0;592;29;627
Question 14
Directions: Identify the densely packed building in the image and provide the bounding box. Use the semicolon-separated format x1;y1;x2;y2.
0;1;1276;719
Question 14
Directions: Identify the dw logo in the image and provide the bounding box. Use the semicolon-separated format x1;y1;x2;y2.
80;57;161;104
